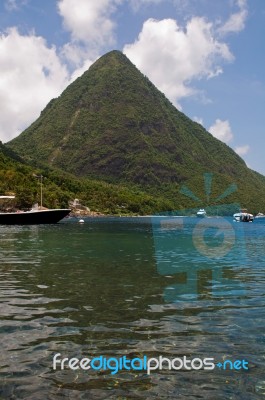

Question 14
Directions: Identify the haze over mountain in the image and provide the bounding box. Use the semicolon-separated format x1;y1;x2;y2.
7;50;265;212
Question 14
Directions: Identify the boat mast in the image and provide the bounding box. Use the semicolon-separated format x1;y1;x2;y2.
40;175;43;209
33;174;43;208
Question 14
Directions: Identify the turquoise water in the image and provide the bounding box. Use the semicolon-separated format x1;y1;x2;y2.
0;217;265;399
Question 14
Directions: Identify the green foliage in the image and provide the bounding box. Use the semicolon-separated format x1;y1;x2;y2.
0;142;173;213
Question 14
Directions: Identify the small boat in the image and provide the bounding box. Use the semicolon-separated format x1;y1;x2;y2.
233;209;254;222
197;209;206;218
254;212;265;222
255;212;265;219
0;195;70;225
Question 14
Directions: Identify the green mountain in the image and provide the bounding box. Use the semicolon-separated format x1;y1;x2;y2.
7;50;265;213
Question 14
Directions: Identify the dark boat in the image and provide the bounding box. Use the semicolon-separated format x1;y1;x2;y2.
0;208;71;225
0;194;70;225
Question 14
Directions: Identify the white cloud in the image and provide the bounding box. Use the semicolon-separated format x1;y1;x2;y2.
70;58;95;82
219;0;248;35
58;0;120;64
235;144;250;156
123;17;233;106
0;28;69;142
61;42;88;66
208;119;234;143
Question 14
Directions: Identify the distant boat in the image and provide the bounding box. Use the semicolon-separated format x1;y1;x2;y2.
255;212;265;218
197;209;206;218
254;212;265;222
233;209;254;222
0;195;70;225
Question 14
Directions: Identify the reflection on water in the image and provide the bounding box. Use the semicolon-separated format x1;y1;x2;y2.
152;216;247;302
0;218;265;399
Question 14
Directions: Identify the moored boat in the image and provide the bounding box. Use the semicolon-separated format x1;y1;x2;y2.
233;209;254;222
197;208;206;218
0;208;71;225
254;212;265;222
255;212;265;218
0;195;70;225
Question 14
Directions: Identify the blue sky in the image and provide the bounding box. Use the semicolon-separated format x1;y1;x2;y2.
0;0;264;174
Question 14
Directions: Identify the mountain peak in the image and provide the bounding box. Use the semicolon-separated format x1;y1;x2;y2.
96;49;126;61
83;50;133;78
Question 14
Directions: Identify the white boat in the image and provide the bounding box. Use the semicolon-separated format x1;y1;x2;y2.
255;212;265;219
197;209;206;218
254;212;265;222
233;209;254;222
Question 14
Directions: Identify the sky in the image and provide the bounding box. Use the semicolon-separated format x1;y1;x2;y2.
0;0;264;175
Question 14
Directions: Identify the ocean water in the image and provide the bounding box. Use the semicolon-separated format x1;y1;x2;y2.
0;217;265;399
